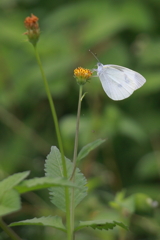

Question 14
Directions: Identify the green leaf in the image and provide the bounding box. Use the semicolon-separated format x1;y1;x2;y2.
77;139;106;162
0;172;30;217
0;189;21;217
9;216;66;232
75;219;128;232
15;176;80;194
0;171;30;198
45;146;87;212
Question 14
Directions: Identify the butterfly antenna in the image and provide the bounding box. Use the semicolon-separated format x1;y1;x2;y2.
89;49;100;62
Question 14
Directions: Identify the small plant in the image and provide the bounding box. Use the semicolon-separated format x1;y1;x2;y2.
0;14;153;240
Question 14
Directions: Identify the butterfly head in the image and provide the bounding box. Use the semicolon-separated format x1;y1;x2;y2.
97;62;104;74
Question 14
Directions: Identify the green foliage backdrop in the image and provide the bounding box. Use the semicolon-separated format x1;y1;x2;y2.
0;0;160;239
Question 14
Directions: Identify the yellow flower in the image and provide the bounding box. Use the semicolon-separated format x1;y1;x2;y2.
74;67;92;85
24;14;40;46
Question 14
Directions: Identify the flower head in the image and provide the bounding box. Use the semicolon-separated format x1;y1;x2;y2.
74;67;92;85
24;14;40;46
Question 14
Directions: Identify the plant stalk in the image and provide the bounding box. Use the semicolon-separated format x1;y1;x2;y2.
0;218;22;240
33;46;71;240
70;85;83;239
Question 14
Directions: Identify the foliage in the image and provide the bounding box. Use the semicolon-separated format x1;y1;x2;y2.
10;216;66;232
75;219;128;231
0;0;160;239
44;146;87;211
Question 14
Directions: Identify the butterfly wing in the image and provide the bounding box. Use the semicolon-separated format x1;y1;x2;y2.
97;64;146;100
111;65;146;90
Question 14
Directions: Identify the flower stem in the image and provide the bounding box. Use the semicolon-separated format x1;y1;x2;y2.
0;218;22;240
70;85;83;238
33;46;67;177
70;86;83;180
33;46;71;240
73;85;83;168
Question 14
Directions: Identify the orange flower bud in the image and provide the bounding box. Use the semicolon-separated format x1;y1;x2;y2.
24;14;40;46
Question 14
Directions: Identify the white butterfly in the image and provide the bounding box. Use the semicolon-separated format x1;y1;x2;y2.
93;62;146;101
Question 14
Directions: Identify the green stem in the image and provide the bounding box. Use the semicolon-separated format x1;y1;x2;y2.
73;86;83;169
70;86;83;180
0;218;22;240
33;46;71;240
70;85;83;238
33;46;67;177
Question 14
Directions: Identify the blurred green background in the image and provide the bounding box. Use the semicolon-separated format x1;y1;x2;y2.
0;0;160;239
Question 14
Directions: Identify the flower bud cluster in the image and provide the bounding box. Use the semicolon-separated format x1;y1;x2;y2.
24;14;40;46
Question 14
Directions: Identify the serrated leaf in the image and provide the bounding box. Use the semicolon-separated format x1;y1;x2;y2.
75;219;128;232
0;171;30;198
113;221;129;231
15;177;80;194
9;216;66;232
0;189;21;217
45;146;87;212
77;139;106;162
